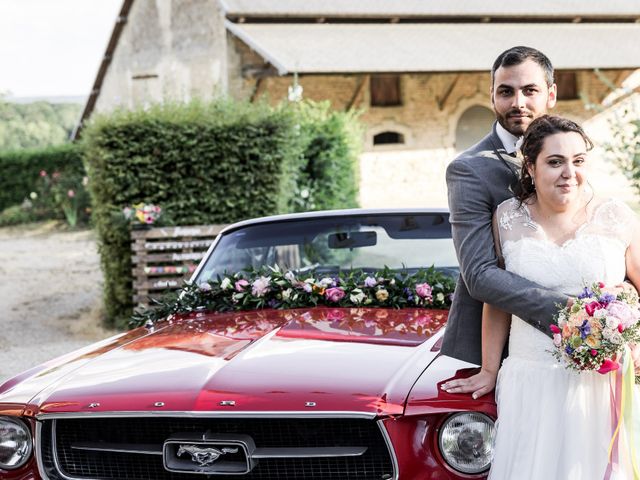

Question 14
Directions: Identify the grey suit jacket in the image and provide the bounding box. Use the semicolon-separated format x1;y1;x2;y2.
441;123;569;365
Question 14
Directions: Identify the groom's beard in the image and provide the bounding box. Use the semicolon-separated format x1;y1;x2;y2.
496;109;535;137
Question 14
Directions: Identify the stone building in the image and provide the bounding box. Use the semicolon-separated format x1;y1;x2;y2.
77;0;640;207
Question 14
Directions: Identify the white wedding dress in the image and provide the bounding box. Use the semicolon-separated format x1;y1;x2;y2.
489;197;638;480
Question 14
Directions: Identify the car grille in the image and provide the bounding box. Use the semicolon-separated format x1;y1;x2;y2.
39;416;395;480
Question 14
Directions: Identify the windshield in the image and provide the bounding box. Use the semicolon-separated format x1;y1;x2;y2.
195;213;458;283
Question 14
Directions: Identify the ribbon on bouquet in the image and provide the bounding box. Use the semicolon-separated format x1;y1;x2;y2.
604;347;640;480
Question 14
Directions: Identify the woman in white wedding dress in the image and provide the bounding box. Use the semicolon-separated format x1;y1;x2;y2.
444;115;640;479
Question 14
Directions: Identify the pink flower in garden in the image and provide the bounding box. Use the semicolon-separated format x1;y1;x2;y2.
415;283;433;300
52;171;61;179
235;279;249;292
67;189;75;198
597;358;620;375
325;287;346;303
39;170;47;177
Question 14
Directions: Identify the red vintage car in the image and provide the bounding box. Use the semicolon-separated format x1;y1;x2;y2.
0;209;496;480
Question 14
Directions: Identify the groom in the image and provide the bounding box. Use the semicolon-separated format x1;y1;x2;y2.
441;46;568;365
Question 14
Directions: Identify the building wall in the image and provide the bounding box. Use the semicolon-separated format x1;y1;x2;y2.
94;16;637;209
230;56;636;207
94;0;227;113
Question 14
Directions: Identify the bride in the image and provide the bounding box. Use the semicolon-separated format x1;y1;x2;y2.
442;115;640;479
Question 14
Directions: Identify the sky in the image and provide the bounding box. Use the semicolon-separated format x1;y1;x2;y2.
0;0;122;99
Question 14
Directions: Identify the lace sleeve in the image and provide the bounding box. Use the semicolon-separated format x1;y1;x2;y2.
590;198;638;248
495;197;537;249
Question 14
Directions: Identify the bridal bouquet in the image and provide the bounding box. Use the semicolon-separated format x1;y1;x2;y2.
551;282;640;376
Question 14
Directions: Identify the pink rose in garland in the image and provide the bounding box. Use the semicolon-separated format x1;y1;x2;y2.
251;276;271;297
235;279;249;292
325;287;346;303
415;283;433;302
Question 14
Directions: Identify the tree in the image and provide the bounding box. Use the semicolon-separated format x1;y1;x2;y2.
0;96;82;151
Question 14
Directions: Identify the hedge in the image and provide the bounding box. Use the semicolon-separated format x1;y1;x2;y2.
81;98;361;328
0;144;85;211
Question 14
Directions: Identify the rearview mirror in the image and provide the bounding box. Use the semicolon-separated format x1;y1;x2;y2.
328;231;377;249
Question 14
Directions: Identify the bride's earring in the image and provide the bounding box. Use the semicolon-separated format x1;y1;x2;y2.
531;176;535;189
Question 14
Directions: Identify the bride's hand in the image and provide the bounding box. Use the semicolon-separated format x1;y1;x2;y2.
441;369;498;400
604;282;637;298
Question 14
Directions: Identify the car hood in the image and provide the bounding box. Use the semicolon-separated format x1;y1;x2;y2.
1;308;448;417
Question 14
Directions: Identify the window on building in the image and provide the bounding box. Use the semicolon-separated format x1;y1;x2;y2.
373;131;405;145
556;71;579;100
370;75;402;107
455;105;494;152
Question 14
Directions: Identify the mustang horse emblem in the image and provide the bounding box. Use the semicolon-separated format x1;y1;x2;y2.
177;444;239;466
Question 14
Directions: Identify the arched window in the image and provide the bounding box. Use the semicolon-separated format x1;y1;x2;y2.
373;131;405;146
455;105;494;152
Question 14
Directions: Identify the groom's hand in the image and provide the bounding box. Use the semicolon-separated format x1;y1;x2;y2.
441;368;497;399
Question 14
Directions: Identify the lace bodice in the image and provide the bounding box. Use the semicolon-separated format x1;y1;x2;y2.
496;197;637;362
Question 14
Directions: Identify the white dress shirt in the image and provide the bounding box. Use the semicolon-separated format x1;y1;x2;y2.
495;122;522;155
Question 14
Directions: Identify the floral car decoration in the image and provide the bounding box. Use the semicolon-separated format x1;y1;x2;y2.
0;209;498;480
132;265;456;327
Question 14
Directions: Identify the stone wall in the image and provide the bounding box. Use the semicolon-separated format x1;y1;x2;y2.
95;0;227;112
95;15;637;209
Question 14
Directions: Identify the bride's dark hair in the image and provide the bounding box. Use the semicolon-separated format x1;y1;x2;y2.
518;115;594;203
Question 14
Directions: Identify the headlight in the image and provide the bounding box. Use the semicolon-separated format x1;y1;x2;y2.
0;416;33;470
438;412;495;474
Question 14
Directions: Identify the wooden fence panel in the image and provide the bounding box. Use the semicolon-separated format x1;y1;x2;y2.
131;225;226;305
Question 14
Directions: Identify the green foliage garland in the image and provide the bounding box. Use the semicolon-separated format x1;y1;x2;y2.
131;266;456;328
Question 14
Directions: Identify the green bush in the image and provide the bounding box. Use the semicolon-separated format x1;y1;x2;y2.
82;98;361;328
0;144;85;211
289;101;361;212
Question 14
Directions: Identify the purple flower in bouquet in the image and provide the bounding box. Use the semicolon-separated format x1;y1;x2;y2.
578;287;594;299
364;276;377;288
599;293;616;305
578;319;591;339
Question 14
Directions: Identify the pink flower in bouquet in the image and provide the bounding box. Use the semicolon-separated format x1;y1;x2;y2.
597;358;620;374
235;279;249;292
325;287;346;303
585;301;603;316
607;301;640;329
550;324;561;334
415;283;433;300
251;276;271;297
553;333;562;347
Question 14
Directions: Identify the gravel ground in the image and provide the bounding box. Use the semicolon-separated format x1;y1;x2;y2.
0;222;115;383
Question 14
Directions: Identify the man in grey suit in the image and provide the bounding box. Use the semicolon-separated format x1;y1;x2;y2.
441;46;569;373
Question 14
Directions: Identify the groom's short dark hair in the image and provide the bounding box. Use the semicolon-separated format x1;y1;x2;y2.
491;46;554;87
